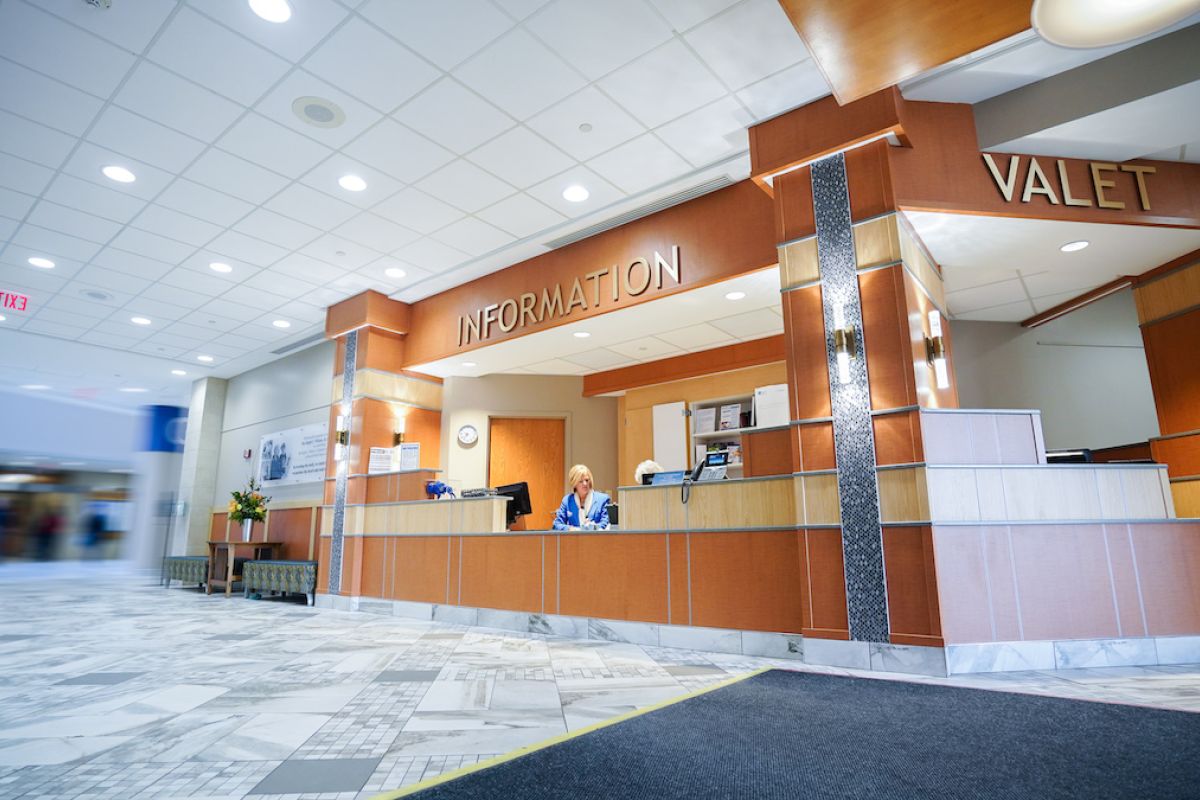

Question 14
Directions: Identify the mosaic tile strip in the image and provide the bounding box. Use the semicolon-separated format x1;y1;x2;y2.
328;329;358;595
811;153;890;643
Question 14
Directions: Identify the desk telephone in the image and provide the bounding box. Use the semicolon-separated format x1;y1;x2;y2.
682;450;728;504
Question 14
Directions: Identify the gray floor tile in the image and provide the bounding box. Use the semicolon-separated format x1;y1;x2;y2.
374;670;443;683
55;672;143;685
249;757;381;794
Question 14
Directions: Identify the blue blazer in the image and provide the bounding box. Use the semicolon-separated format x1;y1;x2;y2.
552;491;610;530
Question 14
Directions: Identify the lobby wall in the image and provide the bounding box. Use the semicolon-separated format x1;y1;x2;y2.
952;290;1158;450
213;341;335;506
438;374;618;497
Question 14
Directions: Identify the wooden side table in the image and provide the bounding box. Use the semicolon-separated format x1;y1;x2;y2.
206;540;282;596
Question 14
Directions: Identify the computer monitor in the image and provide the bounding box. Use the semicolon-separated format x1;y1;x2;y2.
494;482;532;527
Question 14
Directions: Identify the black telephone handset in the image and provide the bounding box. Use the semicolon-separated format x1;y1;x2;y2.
683;460;705;505
689;461;705;482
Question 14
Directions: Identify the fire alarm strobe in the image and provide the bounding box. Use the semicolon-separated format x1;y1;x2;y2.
243;449;253;460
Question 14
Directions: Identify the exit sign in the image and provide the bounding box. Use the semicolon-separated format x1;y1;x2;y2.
2;290;29;312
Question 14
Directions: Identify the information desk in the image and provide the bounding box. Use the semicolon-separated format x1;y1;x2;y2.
207;540;282;596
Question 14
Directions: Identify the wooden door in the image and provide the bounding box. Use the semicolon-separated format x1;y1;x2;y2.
488;417;566;530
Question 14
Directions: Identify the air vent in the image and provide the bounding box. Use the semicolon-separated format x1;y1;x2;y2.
544;176;734;249
271;332;325;356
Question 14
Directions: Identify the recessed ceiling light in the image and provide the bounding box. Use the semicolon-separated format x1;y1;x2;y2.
461;361;477;368
197;355;214;363
562;184;589;203
385;267;407;279
171;369;187;376
209;261;233;273
21;384;50;390
119;387;148;393
130;316;152;325
338;174;367;192
573;331;591;338
272;319;291;328
725;291;747;301
1031;0;1199;47
1060;240;1089;253
28;257;55;269
249;0;291;23
102;165;136;183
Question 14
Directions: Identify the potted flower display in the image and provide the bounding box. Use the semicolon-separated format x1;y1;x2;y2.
228;478;270;542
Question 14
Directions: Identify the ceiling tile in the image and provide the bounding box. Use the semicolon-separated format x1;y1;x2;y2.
0;1;135;97
476;192;566;238
939;264;1026;293
269;299;328;324
417;160;516;213
217;113;334;179
656;96;753;167
234;209;323;250
25;201;123;245
523;358;588;375
270;253;348;284
735;59;828;121
42;175;148;224
303;17;440;112
952;299;1035;323
114;61;244;142
109;228;194;264
91;317;151;339
454;28;586;120
655;322;736;349
78;331;141;349
394;78;515;155
607;337;682;360
393;239;469;273
11;224;103;262
92;248;175;281
298;154;404;210
599;39;727;128
30;307;102;330
137;283;210;310
684;0;809;90
946;279;1030;314
299;234;383;270
70;266;152;296
354;258;432;292
0;188;34;221
526;165;623;217
526;87;646;161
62;143;175;201
0;263;66;293
709;307;784;339
180;250;259;283
372;188;465;235
160;267;242;297
265;183;360;229
298;285;356;308
207;231;288;267
430;217;514;257
527;0;673;80
89;104;209;177
492;0;552;20
362;0;514;71
0;59;103;135
334;212;422;253
563;348;633;369
343;118;454;184
467;126;575;189
647;0;739;31
179;310;242;331
120;297;193;323
191;0;350;62
130;205;223;248
0;152;55;197
147;7;290;106
0;109;76;169
129;341;186;358
146;331;207;350
41;294;111;321
1022;269;1115;299
327;270;389;296
19;319;91;340
154;179;254;227
216;284;290;312
184;149;290;205
241;270;319;298
36;0;176;53
255;69;383;150
587;134;692;194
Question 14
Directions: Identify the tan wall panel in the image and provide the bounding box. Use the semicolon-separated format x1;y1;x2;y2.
619;487;669;530
897;220;946;310
1172;478;1200;518
1134;261;1200;324
853;214;901;269
797;474;841;525
685;477;796;529
877;467;929;523
355;498;508;535
779;237;819;289
339;369;444;409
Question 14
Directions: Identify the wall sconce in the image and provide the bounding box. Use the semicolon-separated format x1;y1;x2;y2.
392;415;406;447
926;310;950;390
334;414;349;462
832;304;856;385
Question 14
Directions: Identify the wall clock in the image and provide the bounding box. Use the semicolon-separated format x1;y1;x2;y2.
457;424;479;446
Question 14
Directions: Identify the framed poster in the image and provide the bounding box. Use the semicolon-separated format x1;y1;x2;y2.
258;422;328;486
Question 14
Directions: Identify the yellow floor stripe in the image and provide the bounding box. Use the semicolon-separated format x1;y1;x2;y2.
369;666;772;800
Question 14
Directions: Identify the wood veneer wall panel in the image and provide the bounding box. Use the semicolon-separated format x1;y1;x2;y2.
391;536;452;604
316;536;331;594
1134;261;1200;324
543;535;559;614
881;526;942;646
859;265;918;412
902;268;958;409
1141;311;1200;435
774;167;816;244
458;535;543;614
266;508;316;562
326;290;410;339
341;535;362;597
779;237;818;289
798;422;836;470
685;477;796;529
668;533;689;625
782;285;830;421
356;328;405;372
583;334;785;396
742;427;793;477
209;512;228;543
358;536;387;599
558;533;669;624
873;410;923;466
800;528;850;639
687;531;804;634
364;472;438;504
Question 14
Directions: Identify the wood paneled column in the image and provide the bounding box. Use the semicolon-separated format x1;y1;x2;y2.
322;290;444;595
1135;255;1200;516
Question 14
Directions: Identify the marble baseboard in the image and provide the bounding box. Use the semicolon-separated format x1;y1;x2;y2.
870;643;948;677
946;642;1056;674
946;636;1200;674
1054;638;1158;670
803;638;871;671
1156;635;1200;665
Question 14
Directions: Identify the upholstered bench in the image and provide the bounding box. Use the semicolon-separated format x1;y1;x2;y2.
242;559;318;606
162;556;209;589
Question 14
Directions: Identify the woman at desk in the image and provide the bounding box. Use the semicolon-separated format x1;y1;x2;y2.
552;464;610;531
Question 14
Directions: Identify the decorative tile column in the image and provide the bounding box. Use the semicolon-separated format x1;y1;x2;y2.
327;330;357;595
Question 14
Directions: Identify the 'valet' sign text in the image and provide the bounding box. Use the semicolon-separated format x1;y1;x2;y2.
458;246;682;346
982;154;1156;211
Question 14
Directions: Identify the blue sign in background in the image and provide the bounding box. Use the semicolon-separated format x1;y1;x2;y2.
143;405;186;453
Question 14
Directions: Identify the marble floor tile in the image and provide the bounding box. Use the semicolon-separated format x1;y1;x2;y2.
248;757;381;795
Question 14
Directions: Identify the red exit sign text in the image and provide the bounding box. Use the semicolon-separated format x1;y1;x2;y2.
2;290;30;312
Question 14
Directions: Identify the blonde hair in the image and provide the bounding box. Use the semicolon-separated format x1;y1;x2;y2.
567;464;593;490
634;460;662;485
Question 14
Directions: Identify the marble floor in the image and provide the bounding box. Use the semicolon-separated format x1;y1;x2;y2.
1;561;1197;800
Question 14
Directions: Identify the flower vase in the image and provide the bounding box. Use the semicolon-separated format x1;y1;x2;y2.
242;518;253;542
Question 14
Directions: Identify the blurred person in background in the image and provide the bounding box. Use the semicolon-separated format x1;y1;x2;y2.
34;506;63;561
